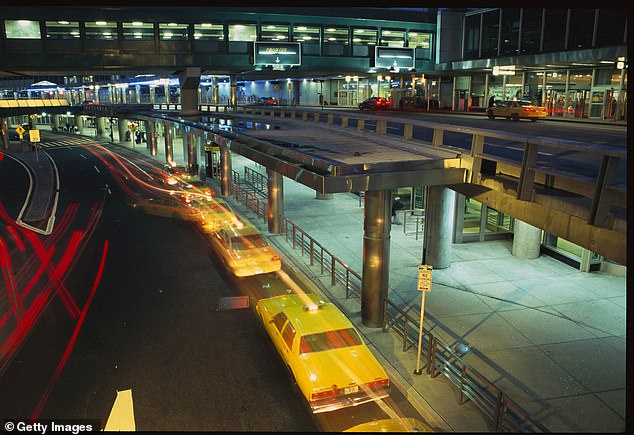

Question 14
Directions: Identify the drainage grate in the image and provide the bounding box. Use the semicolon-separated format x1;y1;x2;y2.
218;296;250;310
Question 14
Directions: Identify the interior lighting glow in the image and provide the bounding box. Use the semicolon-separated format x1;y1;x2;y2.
383;31;392;35
70;31;79;35
168;22;178;27
201;23;212;27
296;26;307;31
233;25;245;29
18;20;32;25
409;32;418;36
303;36;312;40
132;21;144;26
326;28;336;32
328;37;336;41
194;33;202;38
164;32;173;38
266;25;276;29
58;21;70;25
95;21;107;26
103;32;112;36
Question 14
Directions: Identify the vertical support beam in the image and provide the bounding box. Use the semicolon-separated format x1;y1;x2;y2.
341;116;348;128
517;142;539;200
1;118;8;150
469;134;484;184
403;123;413;140
164;123;173;164
187;131;198;176
327;113;334;124
423;186;456;269
74;115;84;134
361;189;392;328
118;118;128;142
147;120;157;156
432;127;444;147
357;119;365;131
267;170;284;235
588;155;619;227
313;113;320;122
511;219;542;259
229;75;237;109
178;67;201;122
96;116;106;138
376;119;387;135
52;114;60;132
302;111;308;121
220;146;232;196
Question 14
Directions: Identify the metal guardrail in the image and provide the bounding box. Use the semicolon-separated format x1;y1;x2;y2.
229;176;547;432
383;299;549;432
243;166;267;197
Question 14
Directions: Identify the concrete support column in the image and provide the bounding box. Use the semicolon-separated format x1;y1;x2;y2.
511;219;542;260
164;123;174;164
182;128;189;165
229;75;237;108
185;131;198;175
118;118;128;142
315;191;333;200
96;116;106;138
74;115;84;134
292;81;301;105
220;146;232;196
178;67;201;122
267;170;284;235
52;114;60;132
423;186;456;269
212;78;219;105
147;120;158;156
1;118;8;150
361;189;392;328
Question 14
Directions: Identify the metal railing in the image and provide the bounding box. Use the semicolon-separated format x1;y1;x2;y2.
243;166;268;197
383;298;549;432
228;177;547;432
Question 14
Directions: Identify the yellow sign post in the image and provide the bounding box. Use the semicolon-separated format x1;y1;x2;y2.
414;264;432;375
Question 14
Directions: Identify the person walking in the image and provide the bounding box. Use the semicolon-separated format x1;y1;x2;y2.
392;196;403;225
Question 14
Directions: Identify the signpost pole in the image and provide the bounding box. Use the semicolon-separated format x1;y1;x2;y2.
414;264;432;375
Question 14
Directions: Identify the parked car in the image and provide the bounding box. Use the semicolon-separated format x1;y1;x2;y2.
257;96;280;105
194;197;243;234
486;100;547;121
358;97;390;110
255;293;390;413
208;224;281;277
131;197;205;222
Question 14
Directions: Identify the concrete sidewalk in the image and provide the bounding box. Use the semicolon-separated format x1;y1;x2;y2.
19;125;624;432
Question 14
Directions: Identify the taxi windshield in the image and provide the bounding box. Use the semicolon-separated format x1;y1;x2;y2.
299;327;363;354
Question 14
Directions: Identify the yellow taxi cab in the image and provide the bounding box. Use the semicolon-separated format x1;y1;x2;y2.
208;224;281;277
255;293;390;413
131;197;205;222
486;100;548;121
193;197;243;234
344;418;433;432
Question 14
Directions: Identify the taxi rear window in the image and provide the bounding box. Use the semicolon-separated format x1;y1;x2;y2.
299;328;363;354
231;234;268;250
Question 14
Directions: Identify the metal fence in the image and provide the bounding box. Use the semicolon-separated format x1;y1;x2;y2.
229;178;548;432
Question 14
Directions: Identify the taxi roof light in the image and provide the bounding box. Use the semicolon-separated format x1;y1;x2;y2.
303;301;325;311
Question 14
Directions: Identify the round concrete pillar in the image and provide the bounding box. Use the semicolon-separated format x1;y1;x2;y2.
267;170;284;234
220;147;232;196
361;189;392;328
512;219;542;259
424;186;456;269
96;116;106;138
74;115;84;134
164;123;173;164
147;120;158;156
118;118;128;142
52;114;60;131
315;191;333;200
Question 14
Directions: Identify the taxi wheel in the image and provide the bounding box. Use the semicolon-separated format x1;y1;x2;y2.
530;118;538;122
511;114;520;121
487;110;494;119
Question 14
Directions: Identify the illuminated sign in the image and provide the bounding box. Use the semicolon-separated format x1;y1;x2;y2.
375;46;415;69
253;42;301;66
492;65;515;76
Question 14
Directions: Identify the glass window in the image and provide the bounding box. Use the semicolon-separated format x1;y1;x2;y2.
408;32;430;49
122;21;154;40
45;20;80;40
463;14;480;59
194;23;224;41
299;328;363;354
542;9;567;53
380;29;405;47
272;312;287;333
595;9;626;47
568;9;595;50
520;9;542;55
159;23;188;40
85;21;117;40
352;28;376;57
293;25;319;55
500;8;520;56
324;26;349;56
5;20;41;39
228;24;256;42
281;322;296;349
481;10;500;57
352;28;377;46
260;24;289;42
